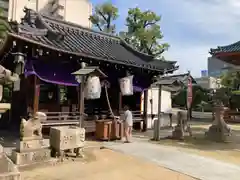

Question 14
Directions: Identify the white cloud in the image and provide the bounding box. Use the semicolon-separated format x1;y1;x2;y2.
163;0;240;37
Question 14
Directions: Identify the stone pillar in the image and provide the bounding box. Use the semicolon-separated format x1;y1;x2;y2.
10;52;27;130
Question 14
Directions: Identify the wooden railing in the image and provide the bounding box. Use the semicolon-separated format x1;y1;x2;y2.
41;112;96;133
132;111;144;122
41;110;144;132
41;112;80;125
96;110;144;121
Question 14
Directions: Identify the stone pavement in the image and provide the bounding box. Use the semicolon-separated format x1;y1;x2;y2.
104;138;240;180
21;148;195;180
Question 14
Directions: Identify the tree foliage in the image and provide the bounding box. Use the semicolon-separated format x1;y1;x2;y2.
220;70;240;90
89;2;118;34
120;7;169;59
172;85;209;109
0;8;8;39
89;3;169;59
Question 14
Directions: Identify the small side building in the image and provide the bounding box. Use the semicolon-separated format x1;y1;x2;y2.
140;75;185;129
195;76;221;90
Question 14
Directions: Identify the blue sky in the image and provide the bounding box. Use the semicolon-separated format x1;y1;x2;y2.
91;0;240;77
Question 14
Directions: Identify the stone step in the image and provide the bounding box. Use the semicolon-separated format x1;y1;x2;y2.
11;148;51;166
18;158;58;171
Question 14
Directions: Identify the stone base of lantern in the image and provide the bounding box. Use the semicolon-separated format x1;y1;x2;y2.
205;124;231;142
172;126;184;140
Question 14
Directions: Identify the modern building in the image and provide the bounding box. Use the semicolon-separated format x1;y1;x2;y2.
0;0;92;27
207;56;236;77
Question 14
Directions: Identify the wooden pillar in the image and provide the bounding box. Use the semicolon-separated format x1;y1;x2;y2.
154;84;162;141
33;75;40;116
119;92;122;113
10;48;27;130
143;90;148;131
79;76;85;127
10;74;28;130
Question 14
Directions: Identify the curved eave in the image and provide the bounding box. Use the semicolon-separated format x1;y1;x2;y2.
6;32;175;73
210;41;240;55
209;51;240;60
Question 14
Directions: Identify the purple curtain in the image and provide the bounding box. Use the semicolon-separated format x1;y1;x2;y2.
24;59;145;92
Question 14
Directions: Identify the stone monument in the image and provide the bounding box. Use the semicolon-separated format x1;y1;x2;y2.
11;112;51;167
0;65;21;179
50;126;85;160
172;111;184;140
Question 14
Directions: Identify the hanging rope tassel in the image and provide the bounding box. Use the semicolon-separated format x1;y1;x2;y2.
104;84;115;119
104;84;120;140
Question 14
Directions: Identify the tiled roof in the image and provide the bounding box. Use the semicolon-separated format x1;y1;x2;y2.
210;41;240;55
7;8;177;72
164;73;197;84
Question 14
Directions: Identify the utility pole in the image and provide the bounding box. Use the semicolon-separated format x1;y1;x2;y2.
187;71;192;121
186;71;193;136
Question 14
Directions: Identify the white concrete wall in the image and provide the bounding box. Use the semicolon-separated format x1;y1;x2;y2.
64;0;92;27
141;88;172;129
146;88;172;115
8;0;92;28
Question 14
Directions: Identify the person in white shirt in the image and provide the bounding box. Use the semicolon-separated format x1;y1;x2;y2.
123;105;133;143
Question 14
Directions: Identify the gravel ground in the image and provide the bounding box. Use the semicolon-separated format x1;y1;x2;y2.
21;148;195;180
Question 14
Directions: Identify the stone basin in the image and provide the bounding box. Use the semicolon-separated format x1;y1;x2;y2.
0;103;10;114
0;151;20;180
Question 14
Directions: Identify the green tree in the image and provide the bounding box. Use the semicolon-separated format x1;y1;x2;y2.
172;85;209;109
0;8;9;39
89;2;118;34
120;7;169;59
220;70;240;89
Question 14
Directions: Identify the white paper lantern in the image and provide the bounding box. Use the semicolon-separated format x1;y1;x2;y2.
119;75;134;96
85;76;101;99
